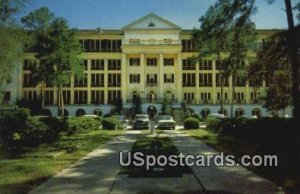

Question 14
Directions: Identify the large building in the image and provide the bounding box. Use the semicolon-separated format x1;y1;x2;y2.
0;14;292;118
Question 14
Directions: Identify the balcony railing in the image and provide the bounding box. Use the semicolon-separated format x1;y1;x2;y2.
146;82;158;87
126;98;178;104
122;39;181;45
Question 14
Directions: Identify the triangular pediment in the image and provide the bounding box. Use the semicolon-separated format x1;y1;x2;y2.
122;13;181;30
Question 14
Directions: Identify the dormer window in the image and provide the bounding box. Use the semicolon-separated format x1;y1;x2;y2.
148;22;155;27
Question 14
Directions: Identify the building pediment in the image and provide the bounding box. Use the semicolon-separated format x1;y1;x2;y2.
122;13;181;30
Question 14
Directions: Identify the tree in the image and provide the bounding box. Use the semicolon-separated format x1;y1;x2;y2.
194;1;232;114
0;0;26;102
250;27;300;113
283;0;300;119
21;7;55;108
21;7;84;116
227;20;257;117
196;0;257;117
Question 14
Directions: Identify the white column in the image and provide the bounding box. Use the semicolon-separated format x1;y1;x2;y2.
104;59;108;104
212;60;216;104
159;53;164;99
140;54;145;98
196;61;200;104
177;53;182;102
121;54;127;103
87;59;91;104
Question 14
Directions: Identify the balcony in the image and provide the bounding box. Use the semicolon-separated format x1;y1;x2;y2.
122;39;181;45
108;83;121;87
146;82;158;87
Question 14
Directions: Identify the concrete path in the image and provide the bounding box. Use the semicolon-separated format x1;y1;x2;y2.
30;130;141;194
165;130;284;194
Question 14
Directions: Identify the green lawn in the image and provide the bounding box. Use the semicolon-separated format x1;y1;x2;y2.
183;128;300;192
0;130;123;194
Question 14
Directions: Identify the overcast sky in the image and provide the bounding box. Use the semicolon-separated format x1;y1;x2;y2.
16;0;300;30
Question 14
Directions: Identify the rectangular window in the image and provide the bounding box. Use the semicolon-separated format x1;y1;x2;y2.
45;90;54;105
182;39;197;52
217;92;228;101
74;74;88;87
91;90;104;104
2;92;11;103
147;58;157;66
199;60;212;70
182;73;196;87
23;90;37;102
108;74;121;87
81;60;88;70
234;92;245;103
23;59;37;70
74;90;87;104
199;73;212;87
108;90;121;103
108;59;121;70
182;59;195;70
91;59;104;70
216;73;229;87
184;93;194;103
200;92;211;103
164;74;174;83
164;58;174;66
129;74;140;83
146;74;158;86
63;90;71;105
91;74;104;87
235;77;246;87
129;58;140;66
23;73;36;87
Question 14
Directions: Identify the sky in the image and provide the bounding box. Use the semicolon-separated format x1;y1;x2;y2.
15;0;300;30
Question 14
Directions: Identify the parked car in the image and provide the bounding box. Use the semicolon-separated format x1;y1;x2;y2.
132;114;150;129
156;115;176;130
111;115;129;129
239;115;258;119
207;113;226;119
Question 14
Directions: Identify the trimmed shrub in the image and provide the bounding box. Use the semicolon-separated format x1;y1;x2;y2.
66;117;102;135
102;117;122;130
39;117;67;135
21;117;53;146
190;113;204;121
183;117;199;129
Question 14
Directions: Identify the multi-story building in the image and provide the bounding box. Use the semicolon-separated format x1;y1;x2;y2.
0;13;292;118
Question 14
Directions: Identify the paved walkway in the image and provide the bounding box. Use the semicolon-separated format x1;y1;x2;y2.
30;129;284;194
30;130;141;194
165;130;284;194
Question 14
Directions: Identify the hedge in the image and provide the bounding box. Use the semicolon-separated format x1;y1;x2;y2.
183;117;200;129
102;117;122;130
66;117;102;135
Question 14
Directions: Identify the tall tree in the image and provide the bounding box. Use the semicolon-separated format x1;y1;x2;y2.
21;7;55;108
195;1;232;114
283;0;300;119
22;7;84;116
0;0;26;102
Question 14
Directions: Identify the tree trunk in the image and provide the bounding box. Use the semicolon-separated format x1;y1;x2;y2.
217;52;225;114
231;75;236;118
60;85;64;117
57;86;61;116
40;81;45;109
284;0;300;119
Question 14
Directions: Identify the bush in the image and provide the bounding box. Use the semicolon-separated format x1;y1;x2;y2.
39;116;67;135
21;117;55;146
0;108;31;146
102;117;122;130
183;117;199;129
66;117;102;135
190;113;204;121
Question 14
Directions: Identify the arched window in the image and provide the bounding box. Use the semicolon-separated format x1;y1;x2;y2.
201;108;211;118
76;109;86;117
252;108;261;117
235;108;244;117
94;109;102;116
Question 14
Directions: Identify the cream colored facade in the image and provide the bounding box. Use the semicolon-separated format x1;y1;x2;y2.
0;14;292;117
